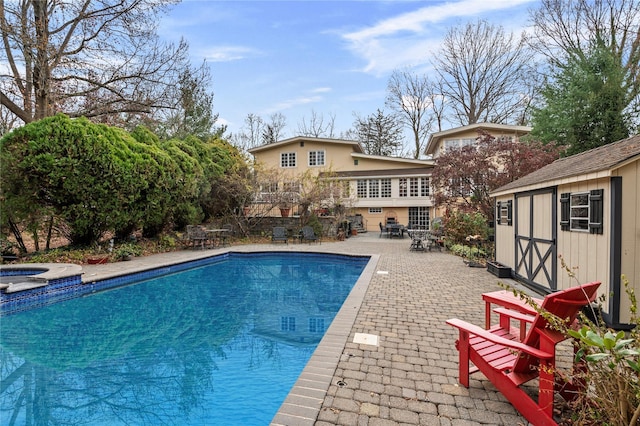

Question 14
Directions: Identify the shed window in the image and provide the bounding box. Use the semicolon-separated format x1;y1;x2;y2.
496;200;512;226
560;190;604;234
570;193;589;231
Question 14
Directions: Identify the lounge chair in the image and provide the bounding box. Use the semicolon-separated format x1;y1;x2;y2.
446;281;600;426
271;226;288;244
301;226;320;244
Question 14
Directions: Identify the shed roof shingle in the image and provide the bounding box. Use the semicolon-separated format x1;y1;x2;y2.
492;134;640;194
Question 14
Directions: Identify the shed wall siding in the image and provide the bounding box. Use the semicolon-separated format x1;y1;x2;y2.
495;196;515;265
555;178;610;311
615;161;640;323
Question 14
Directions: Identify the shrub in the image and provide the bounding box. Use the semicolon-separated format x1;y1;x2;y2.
113;243;143;260
448;243;486;261
442;210;490;245
564;275;640;425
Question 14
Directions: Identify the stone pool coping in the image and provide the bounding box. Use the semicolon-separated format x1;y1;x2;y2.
0;263;83;293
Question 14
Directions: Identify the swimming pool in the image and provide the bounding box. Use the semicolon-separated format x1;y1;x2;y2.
0;252;370;425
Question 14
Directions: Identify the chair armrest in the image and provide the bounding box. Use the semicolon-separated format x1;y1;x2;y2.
493;307;536;323
446;318;554;360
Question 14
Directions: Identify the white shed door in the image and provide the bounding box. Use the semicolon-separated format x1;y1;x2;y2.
514;190;557;290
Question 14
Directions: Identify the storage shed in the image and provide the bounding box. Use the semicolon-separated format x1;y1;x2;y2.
491;135;640;327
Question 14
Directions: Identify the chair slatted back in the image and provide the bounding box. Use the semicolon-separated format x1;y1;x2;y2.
302;226;316;239
513;281;600;373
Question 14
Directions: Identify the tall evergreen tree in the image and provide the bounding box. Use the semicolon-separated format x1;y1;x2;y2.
352;109;404;156
531;39;632;155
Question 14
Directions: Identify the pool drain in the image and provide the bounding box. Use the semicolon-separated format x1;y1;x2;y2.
336;380;347;387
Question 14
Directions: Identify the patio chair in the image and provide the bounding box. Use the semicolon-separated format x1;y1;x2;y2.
189;226;211;250
409;230;425;251
379;222;386;238
446;281;600;426
301;226;320;244
271;226;288;244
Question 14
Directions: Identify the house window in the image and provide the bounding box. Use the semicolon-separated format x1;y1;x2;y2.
357;179;391;198
409;178;419;197
309;318;325;333
369;180;379;198
281;316;296;331
496;200;512;226
308;150;325;166
400;178;429;197
444;138;475;151
357;180;367;198
280;152;296;168
283;181;301;193
408;207;429;229
369;207;382;214
560;190;603;234
380;179;391;198
421;177;430;196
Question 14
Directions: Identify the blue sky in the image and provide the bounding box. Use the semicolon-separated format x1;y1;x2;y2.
158;0;537;139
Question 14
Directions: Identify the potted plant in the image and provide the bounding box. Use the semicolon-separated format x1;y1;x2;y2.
279;205;291;217
86;242;111;264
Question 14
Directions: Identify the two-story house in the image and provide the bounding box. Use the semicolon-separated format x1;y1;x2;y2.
247;136;435;232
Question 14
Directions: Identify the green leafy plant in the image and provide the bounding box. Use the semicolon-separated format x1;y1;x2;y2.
564;274;640;426
449;243;486;262
114;243;142;260
0;237;17;257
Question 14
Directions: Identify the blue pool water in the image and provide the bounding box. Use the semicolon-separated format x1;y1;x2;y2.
0;252;368;425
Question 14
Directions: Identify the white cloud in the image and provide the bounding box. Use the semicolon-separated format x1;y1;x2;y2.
198;45;260;62
264;95;323;114
341;0;535;75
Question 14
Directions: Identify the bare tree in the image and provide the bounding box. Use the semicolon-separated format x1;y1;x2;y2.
261;112;287;144
231;113;265;151
0;0;191;127
529;0;640;124
297;109;336;138
386;68;435;159
427;87;447;133
433;20;531;126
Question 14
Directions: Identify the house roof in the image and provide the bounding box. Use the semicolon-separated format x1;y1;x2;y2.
247;136;364;154
321;167;433;179
492;134;640;196
424;123;532;155
351;152;435;166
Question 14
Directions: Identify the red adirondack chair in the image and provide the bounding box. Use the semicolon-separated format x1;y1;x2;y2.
446;282;600;426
